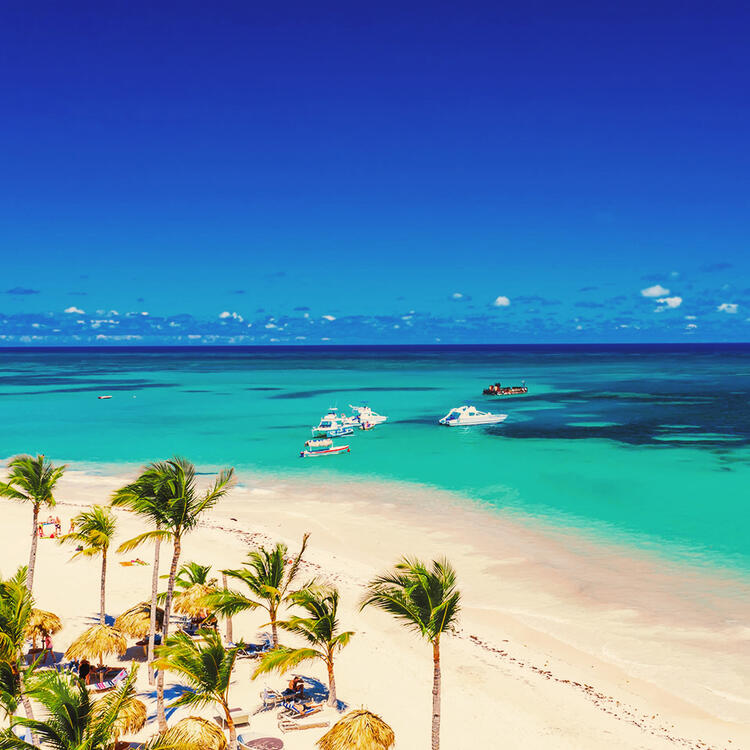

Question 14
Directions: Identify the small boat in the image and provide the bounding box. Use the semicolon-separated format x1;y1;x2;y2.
300;438;351;458
349;405;388;425
483;381;527;396
98;395;112;400
439;405;508;426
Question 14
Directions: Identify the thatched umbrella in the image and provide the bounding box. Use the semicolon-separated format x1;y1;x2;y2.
172;583;217;621
317;709;395;750
92;693;147;739
114;602;165;639
26;609;63;647
65;624;127;666
157;716;227;750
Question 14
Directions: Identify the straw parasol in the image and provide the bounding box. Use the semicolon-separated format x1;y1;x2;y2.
92;693;147;739
26;609;63;647
172;583;217;620
157;716;227;750
65;624;127;666
316;709;395;750
114;602;165;639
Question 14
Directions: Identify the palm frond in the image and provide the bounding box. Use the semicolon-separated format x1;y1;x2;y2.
252;646;321;678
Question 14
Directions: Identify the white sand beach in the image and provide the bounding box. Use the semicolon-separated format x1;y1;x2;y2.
2;466;749;750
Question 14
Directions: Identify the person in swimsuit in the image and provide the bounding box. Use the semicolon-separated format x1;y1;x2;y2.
78;658;91;684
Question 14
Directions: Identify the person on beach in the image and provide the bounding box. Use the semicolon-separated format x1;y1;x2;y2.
54;516;61;535
43;634;54;664
78;658;91;684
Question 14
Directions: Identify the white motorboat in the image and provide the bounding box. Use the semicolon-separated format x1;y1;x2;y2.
312;408;356;437
349;405;388;425
438;405;508;426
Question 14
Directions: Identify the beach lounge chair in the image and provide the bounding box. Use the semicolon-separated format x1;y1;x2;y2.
233;635;273;659
278;718;329;733
277;701;323;720
260;688;286;709
214;707;250;729
87;668;128;692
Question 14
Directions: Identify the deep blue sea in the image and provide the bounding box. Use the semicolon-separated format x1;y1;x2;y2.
2;344;749;574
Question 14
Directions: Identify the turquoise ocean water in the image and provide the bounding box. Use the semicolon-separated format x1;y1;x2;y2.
1;345;749;575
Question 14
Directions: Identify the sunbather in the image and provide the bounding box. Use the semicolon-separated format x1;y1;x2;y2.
279;699;323;719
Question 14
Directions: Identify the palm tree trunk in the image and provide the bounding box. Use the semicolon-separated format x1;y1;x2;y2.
19;673;38;746
223;704;237;750
27;503;40;593
431;639;441;750
157;534;181;732
100;547;107;624
269;605;278;647
222;572;233;643
147;536;161;685
326;656;337;707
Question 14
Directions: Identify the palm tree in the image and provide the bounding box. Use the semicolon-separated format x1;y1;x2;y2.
361;558;461;750
0;567;37;737
0;455;66;593
110;457;234;732
154;628;241;750
253;586;353;707
1;667;144;750
208;535;309;647
168;563;219;625
59;506;117;625
111;475;170;687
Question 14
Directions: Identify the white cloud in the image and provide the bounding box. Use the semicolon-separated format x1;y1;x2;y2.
64;306;85;314
322;314;336;321
641;284;670;298
685;323;698;330
493;295;511;307
219;311;243;322
452;292;463;299
684;315;697;320
656;296;682;309
717;303;738;314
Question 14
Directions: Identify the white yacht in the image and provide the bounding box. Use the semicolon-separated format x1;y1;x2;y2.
439;405;507;426
312;408;356;437
349;405;388;426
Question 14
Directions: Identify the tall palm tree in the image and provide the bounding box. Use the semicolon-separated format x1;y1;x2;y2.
361;558;461;750
111;477;170;687
110;457;234;732
0;567;37;738
0;455;66;593
0;667;144;750
253;586;353;707
154;628;240;750
208;535;309;647
59;506;117;625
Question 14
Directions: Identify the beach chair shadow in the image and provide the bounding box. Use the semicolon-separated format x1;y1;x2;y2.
121;644;147;662
145;684;191;721
296;677;348;712
83;614;116;627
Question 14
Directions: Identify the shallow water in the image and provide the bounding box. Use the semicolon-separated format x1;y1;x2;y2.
1;344;749;573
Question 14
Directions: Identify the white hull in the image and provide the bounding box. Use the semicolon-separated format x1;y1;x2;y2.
439;405;508;426
441;414;507;426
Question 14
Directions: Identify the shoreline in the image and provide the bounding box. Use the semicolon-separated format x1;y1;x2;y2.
2;463;749;748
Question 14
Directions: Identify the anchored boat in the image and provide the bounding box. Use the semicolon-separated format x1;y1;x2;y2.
312;408;356;437
300;438;351;458
439;405;508;426
483;381;527;396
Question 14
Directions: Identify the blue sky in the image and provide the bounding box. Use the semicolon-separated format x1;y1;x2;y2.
1;1;749;344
